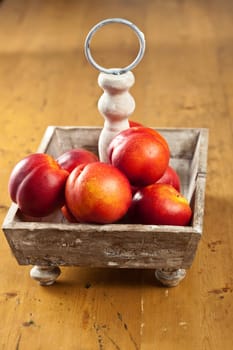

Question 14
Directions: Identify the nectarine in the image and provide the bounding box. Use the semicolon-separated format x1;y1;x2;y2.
57;148;98;173
61;205;78;223
108;127;170;187
129;120;143;127
131;183;192;226
157;165;181;192
65;162;132;224
8;153;69;217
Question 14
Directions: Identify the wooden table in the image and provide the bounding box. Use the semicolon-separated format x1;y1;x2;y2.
0;0;232;349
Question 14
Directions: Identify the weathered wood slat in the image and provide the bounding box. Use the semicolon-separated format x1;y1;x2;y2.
3;223;200;269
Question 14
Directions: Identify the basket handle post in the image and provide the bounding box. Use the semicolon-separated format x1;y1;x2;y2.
97;71;135;162
84;18;145;162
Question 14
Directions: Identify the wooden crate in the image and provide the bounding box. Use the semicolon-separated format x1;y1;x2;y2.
2;126;208;286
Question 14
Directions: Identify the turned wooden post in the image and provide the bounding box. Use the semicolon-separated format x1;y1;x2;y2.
97;71;135;162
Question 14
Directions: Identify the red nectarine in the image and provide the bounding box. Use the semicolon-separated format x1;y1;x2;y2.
108;127;170;187
129;120;143;127
8;153;69;217
157;165;181;192
131;183;192;226
65;162;132;224
57;148;98;173
61;205;78;223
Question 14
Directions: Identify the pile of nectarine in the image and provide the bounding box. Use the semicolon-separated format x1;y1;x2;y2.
8;124;192;226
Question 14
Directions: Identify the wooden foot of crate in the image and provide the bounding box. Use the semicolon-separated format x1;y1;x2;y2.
155;268;186;287
30;266;61;286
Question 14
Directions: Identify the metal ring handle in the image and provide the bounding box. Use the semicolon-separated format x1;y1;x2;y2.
84;18;146;75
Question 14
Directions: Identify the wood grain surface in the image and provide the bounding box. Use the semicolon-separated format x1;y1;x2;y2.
0;0;232;349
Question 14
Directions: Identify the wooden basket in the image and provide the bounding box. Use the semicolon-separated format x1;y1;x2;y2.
2;126;208;287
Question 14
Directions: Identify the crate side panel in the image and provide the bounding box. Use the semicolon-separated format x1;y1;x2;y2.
44;127;201;160
158;128;200;159
52;127;100;157
182;233;201;268
4;228;197;269
187;129;208;201
169;158;192;199
191;176;207;231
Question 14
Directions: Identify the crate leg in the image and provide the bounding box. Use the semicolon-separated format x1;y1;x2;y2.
30;265;61;286
155;268;186;287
